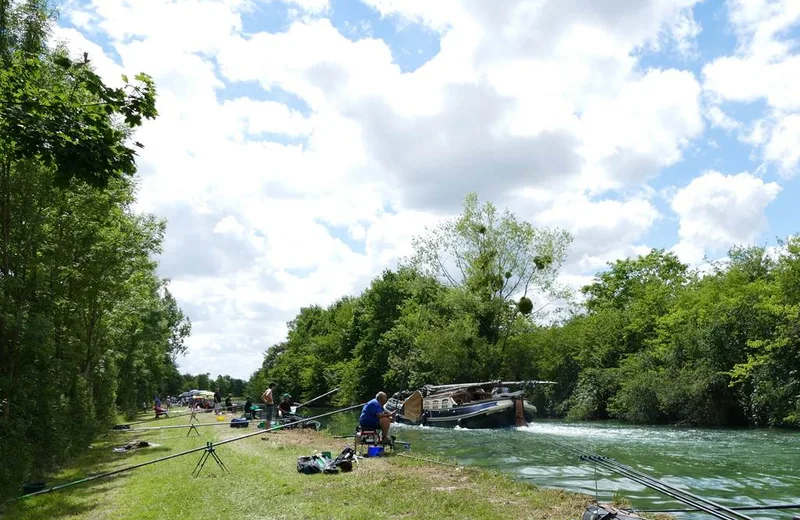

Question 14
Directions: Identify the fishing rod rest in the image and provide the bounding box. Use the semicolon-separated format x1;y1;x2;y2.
192;441;229;478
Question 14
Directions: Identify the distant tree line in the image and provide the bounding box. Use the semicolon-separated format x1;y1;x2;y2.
0;1;190;494
250;194;800;430
172;373;247;398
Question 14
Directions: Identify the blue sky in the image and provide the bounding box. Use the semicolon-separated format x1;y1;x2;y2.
54;0;800;377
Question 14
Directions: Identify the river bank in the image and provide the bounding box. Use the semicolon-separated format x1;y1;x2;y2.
1;413;591;520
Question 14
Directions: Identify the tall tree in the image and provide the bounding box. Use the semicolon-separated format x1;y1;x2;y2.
0;0;190;495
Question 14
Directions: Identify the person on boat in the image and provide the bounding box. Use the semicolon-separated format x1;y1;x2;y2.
277;393;293;417
359;391;396;443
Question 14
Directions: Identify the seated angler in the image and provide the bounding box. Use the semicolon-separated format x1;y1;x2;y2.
243;396;257;420
153;391;168;419
359;391;396;444
277;393;293;417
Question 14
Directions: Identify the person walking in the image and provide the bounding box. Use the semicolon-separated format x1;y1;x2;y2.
261;383;275;423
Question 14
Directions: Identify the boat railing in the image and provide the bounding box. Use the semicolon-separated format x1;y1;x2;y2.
423;380;556;393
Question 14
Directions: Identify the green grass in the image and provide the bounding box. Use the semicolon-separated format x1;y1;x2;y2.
1;412;592;519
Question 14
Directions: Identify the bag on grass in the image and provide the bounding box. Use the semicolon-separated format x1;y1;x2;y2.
297;456;322;474
330;447;355;472
230;417;249;428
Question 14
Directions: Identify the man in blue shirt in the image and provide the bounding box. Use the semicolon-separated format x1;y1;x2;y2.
359;391;396;442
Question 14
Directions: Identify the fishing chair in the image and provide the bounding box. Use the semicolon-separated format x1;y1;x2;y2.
353;426;393;456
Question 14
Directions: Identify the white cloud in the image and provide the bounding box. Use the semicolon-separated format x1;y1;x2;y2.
282;0;330;14
213;216;245;237
706;106;741;131
532;193;661;272
702;0;800;176
50;0;788;378
671;171;781;264
763;113;800;174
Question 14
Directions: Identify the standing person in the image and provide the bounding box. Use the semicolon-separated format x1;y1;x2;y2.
213;387;222;415
261;383;275;423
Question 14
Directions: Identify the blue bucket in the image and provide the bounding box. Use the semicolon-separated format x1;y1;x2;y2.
366;446;384;457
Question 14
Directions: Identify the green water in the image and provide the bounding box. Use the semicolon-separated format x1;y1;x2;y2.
321;412;800;519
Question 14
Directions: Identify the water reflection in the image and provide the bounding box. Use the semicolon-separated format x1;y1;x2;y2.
319;411;800;519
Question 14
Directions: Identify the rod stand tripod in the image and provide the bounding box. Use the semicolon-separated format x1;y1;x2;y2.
186;423;200;437
189;410;199;423
192;442;228;478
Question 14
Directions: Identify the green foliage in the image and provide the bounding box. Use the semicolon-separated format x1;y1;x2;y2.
252;194;573;404
0;1;190;495
255;219;800;430
517;296;533;315
0;5;157;188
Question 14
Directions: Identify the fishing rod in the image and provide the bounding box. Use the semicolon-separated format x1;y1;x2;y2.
12;403;366;502
583;455;745;520
295;387;340;410
118;403;242;427
547;439;752;520
635;503;800;513
110;421;239;432
553;440;745;520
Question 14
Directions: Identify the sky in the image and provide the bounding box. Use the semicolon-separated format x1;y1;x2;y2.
52;0;800;380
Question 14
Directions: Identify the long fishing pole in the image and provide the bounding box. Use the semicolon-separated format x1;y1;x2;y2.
295;387;340;410
607;458;754;520
110;421;239;432
546;438;751;520
584;455;743;520
635;503;800;513
555;442;728;520
212;402;363;448
12;403;365;502
119;403;241;427
557;441;747;520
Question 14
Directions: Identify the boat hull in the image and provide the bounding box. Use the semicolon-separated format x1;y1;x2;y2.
390;398;536;429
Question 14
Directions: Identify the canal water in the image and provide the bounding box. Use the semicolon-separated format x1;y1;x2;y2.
321;412;800;519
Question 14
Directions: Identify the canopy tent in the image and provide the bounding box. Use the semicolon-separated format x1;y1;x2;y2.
179;390;214;399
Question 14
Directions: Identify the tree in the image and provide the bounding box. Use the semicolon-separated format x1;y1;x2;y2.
409;193;572;320
408;193;571;376
0;1;192;495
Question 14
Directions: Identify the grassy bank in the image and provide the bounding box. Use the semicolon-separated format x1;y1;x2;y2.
1;412;591;519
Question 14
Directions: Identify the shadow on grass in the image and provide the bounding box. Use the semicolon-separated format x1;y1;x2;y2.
1;470;134;520
1;428;180;519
